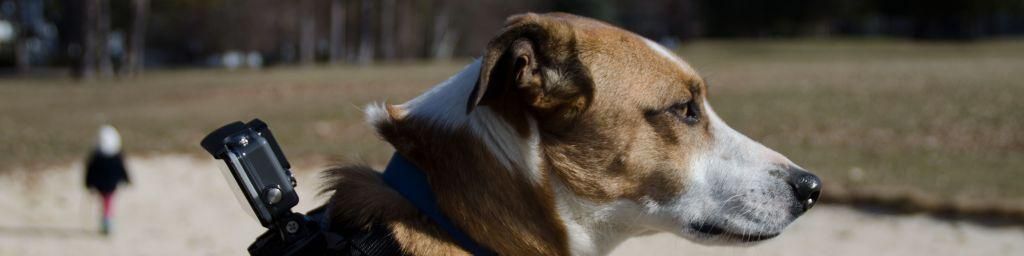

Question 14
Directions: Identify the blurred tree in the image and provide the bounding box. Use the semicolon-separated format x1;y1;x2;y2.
79;0;97;79
12;0;31;74
429;0;454;60
17;0;1023;71
124;0;147;75
96;0;112;77
357;0;374;65
552;0;617;23
329;0;346;63
380;0;396;60
298;0;315;66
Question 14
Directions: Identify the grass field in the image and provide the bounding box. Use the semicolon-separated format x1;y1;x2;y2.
1;39;1022;204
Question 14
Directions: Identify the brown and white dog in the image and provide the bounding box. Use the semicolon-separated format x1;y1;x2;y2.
323;12;821;255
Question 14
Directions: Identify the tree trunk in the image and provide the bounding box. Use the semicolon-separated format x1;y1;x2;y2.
126;0;149;75
357;0;375;65
12;0;30;74
345;0;358;62
298;0;316;66
96;0;113;77
380;0;396;60
430;1;455;60
80;0;98;79
329;0;346;63
15;38;30;74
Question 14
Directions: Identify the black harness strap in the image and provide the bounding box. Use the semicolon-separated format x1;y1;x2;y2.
248;208;403;256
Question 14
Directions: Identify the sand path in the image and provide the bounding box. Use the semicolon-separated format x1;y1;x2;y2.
1;155;1020;255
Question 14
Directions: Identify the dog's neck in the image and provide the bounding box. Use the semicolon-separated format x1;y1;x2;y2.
368;61;640;255
396;60;543;184
368;61;566;254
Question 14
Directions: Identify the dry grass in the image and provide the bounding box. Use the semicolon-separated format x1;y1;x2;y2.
1;39;1022;204
0;63;464;169
678;39;1024;202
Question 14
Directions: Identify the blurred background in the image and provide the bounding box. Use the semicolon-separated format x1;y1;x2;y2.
1;0;1024;73
0;0;1022;255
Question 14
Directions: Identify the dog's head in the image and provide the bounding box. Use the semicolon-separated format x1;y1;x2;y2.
470;13;821;247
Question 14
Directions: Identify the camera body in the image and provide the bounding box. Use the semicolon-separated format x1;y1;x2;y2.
201;119;299;228
201;119;400;255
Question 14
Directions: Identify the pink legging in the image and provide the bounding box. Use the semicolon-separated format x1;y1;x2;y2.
101;192;114;218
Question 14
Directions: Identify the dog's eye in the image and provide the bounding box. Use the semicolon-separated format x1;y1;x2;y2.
668;101;700;125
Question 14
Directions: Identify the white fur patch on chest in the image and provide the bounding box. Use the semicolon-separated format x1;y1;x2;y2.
551;178;648;256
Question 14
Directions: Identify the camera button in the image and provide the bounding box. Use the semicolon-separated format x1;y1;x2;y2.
264;187;282;205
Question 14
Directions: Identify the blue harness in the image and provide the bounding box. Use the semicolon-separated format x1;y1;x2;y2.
380;153;498;256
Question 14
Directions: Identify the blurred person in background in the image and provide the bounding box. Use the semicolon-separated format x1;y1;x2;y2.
84;124;130;236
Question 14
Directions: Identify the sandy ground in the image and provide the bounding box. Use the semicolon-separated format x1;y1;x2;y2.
1;155;1021;256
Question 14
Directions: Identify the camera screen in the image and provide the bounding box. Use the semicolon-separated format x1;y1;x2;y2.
235;137;293;197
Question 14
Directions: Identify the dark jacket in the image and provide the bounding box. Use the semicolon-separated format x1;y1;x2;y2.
85;150;130;193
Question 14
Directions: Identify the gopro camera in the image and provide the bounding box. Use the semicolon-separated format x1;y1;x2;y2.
202;119;361;255
201;119;299;228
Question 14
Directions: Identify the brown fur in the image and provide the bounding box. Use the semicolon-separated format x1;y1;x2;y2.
538;13;708;204
323;12;716;255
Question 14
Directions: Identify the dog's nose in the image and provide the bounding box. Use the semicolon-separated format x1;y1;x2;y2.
786;168;822;213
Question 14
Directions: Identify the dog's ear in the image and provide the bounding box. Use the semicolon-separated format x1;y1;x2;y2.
468;13;593;129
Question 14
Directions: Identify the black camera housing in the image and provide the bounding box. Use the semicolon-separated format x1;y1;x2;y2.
201;119;299;228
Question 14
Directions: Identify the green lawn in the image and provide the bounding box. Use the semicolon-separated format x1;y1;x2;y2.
1;39;1022;203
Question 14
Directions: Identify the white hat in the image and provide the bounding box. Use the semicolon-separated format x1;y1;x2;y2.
97;124;122;156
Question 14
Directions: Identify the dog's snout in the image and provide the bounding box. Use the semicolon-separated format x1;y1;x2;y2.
785;167;821;214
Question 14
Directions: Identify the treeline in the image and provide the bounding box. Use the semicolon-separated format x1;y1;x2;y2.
3;0;1024;74
697;0;1024;39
